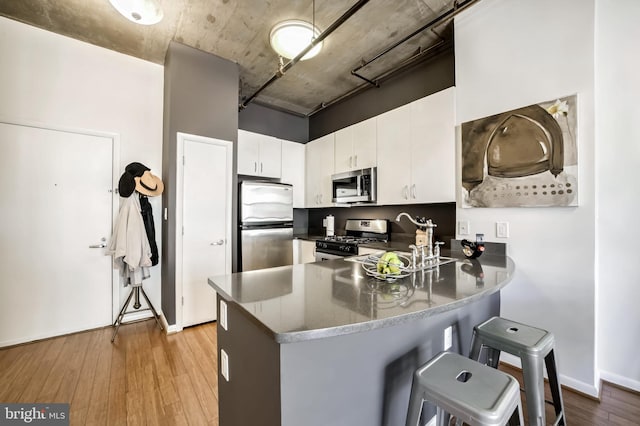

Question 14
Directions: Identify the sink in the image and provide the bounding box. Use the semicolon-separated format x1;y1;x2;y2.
345;251;457;271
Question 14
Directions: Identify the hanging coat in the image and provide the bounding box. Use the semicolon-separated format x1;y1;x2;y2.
139;194;159;266
108;194;151;287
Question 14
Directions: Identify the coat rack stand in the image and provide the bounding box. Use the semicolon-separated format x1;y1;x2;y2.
111;285;163;342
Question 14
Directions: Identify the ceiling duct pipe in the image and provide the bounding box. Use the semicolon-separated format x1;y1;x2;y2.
350;0;479;87
308;40;449;116
309;0;480;116
310;40;447;113
239;0;371;111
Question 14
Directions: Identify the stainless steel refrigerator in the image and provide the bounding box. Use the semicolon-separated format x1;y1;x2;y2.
239;181;294;271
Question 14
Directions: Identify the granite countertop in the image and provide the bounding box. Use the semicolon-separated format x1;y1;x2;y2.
208;255;514;344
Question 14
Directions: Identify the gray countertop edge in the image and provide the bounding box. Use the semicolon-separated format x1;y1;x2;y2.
208;262;514;344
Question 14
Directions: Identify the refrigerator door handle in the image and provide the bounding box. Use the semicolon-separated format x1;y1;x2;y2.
243;216;291;221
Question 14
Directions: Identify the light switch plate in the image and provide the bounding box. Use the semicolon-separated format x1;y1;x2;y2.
458;220;470;236
444;326;452;350
221;349;229;381
496;222;510;238
220;300;228;331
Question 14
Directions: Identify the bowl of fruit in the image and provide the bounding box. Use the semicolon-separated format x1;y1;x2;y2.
360;251;411;282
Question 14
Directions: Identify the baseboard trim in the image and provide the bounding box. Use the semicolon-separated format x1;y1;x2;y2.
499;353;600;398
0;322;111;348
599;370;640;394
120;311;153;323
160;313;181;334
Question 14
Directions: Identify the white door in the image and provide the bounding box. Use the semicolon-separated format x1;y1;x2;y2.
0;121;115;346
180;134;232;327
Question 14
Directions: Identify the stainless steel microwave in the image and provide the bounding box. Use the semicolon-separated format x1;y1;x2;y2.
331;167;377;204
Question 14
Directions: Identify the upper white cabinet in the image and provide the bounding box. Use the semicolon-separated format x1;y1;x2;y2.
334;117;377;174
377;103;413;204
377;87;456;204
237;129;282;178
281;140;305;208
305;133;335;207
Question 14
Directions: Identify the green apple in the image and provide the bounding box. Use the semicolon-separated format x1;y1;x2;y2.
377;251;402;275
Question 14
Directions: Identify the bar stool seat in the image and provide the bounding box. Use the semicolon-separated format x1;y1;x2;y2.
469;317;566;426
406;351;524;426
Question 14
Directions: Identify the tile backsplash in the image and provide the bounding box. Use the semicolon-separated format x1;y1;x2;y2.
299;202;456;248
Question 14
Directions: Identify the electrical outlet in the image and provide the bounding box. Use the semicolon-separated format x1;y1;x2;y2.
221;349;230;381
458;220;470;235
444;326;452;350
496;222;510;238
220;300;228;331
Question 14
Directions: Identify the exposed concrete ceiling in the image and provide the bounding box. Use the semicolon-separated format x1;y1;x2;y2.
0;0;463;116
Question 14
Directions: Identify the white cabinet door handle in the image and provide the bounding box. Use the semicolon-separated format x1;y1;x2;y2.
260;163;263;173
354;155;358;167
211;239;225;246
254;162;257;172
411;184;416;199
403;185;409;199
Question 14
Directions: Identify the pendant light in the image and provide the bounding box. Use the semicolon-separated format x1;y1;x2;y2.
269;0;322;60
269;20;323;60
109;0;164;26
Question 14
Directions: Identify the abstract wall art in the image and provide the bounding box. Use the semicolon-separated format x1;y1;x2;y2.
461;95;578;208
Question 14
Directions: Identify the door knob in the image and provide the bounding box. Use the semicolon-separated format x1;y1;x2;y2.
89;237;107;248
211;240;225;246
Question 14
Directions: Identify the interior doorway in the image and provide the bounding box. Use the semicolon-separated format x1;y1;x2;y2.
176;133;233;328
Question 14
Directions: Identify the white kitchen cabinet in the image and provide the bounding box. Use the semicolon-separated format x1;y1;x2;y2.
377;103;413;204
293;239;316;264
334;117;377;174
410;87;456;203
377;87;456;205
280;140;305;208
237;129;282;178
305;133;334;207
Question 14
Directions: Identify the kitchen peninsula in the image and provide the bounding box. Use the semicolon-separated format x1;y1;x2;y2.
208;253;514;426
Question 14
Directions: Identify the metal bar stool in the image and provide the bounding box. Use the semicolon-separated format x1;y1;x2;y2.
469;317;566;426
406;351;524;426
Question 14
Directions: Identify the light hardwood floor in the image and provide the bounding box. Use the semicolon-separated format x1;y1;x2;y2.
1;320;638;425
0;319;219;425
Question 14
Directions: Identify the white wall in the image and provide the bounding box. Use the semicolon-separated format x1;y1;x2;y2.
0;18;165;319
595;0;640;392
455;0;599;395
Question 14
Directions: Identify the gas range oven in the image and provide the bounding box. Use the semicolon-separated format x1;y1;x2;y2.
315;219;389;261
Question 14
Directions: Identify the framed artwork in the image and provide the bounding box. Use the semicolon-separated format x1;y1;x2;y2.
461;95;578;208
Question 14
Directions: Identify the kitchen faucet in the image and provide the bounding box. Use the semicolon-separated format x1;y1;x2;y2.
395;212;438;265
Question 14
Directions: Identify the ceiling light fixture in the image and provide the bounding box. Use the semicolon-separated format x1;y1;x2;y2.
269;20;323;60
108;0;164;26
